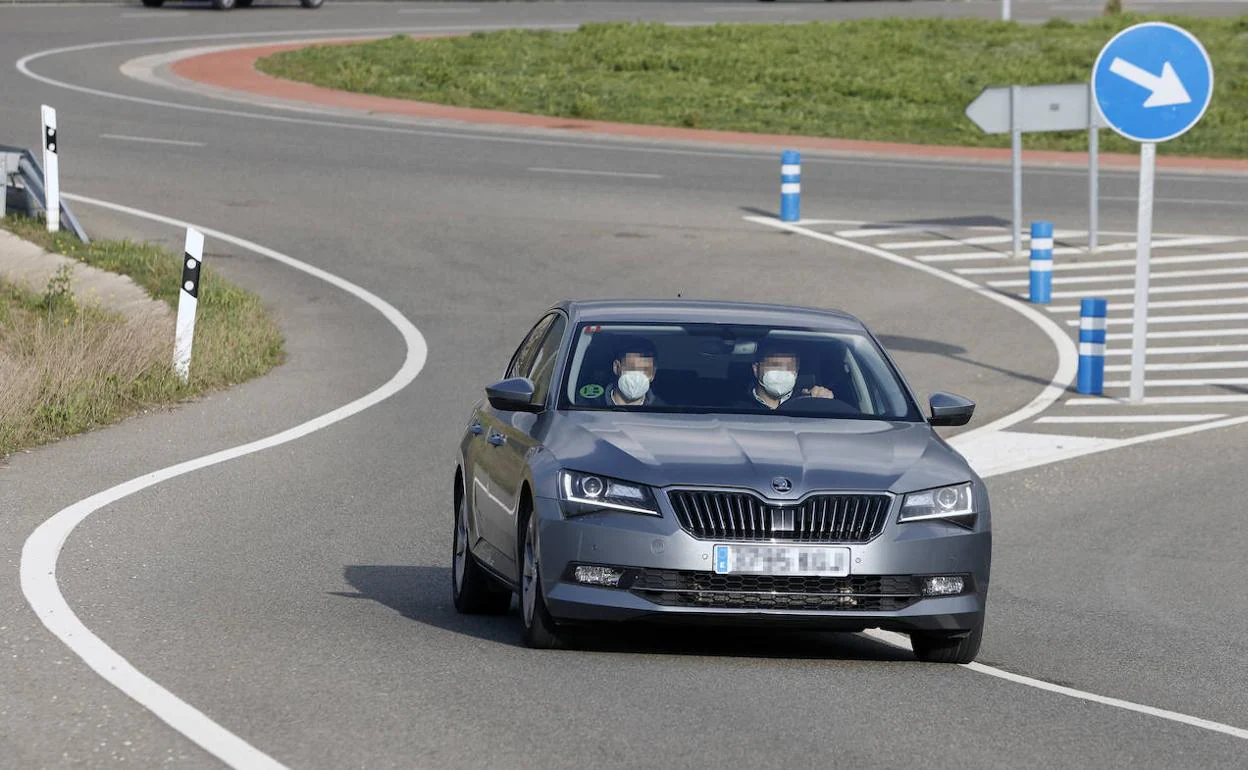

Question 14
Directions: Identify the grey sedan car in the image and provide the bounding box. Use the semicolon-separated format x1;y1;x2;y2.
452;300;990;663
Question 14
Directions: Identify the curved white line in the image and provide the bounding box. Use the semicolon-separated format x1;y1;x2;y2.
862;629;1248;741
744;216;1080;438
20;193;429;770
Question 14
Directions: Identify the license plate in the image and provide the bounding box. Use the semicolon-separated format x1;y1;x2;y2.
713;544;851;577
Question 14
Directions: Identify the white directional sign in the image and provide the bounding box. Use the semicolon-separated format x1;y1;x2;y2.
965;83;1105;255
965;84;1105;135
1092;22;1213;143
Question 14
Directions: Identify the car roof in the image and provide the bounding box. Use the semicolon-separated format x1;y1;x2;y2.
554;299;868;333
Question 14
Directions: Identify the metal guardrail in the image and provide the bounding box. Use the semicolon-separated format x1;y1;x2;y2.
0;142;89;243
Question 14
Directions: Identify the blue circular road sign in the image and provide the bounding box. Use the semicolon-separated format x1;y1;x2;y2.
1091;22;1213;144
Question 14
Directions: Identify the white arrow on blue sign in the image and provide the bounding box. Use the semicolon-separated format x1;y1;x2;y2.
1092;22;1213;144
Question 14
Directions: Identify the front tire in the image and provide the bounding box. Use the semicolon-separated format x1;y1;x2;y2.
237;0;254;6
300;0;324;7
520;510;564;649
140;0;164;6
910;619;984;664
211;0;235;9
451;493;511;615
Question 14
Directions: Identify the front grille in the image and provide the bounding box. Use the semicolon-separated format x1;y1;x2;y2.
667;490;890;543
629;570;921;611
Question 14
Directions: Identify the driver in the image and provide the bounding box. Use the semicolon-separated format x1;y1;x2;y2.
749;343;835;410
597;336;661;407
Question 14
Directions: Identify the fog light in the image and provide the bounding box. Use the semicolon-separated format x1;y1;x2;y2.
922;576;965;596
573;565;625;587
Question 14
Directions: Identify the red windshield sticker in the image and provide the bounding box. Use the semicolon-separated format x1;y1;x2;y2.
583;325;602;334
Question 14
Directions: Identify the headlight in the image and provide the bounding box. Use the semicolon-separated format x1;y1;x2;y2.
898;483;976;528
559;470;660;517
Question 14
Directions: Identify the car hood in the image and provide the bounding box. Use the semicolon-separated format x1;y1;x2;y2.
545;411;974;497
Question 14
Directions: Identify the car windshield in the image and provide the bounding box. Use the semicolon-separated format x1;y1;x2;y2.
559;322;920;421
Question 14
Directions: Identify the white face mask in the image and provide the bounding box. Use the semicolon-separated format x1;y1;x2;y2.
617;370;652;402
760;369;797;399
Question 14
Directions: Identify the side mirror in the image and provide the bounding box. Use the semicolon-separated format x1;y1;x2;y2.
929;392;975;427
486;377;543;413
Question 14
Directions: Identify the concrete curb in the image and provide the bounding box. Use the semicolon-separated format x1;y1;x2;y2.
169;38;1248;177
0;228;169;322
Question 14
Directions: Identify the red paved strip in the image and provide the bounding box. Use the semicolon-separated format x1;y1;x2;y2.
172;40;1248;174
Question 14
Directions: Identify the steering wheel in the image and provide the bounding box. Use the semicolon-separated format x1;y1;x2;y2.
777;394;859;416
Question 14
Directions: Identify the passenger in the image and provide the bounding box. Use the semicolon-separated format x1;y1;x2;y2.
748;343;835;410
596;336;661;407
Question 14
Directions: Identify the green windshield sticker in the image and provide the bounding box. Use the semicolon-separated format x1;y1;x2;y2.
579;383;605;399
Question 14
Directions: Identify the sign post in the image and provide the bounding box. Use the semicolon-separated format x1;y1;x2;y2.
966;83;1103;258
1087;83;1099;251
1010;86;1022;258
1092;22;1214;403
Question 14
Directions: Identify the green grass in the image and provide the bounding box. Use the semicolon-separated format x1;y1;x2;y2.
257;15;1248;158
0;216;284;456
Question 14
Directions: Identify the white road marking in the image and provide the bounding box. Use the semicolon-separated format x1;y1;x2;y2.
22;193;429;770
703;5;803;11
1065;311;1248;326
1104;377;1248;388
952;430;1116;478
120;11;190;18
1045;281;1248;299
527;166;664;179
1048;296;1248;313
1105;195;1248;207
1104;343;1248;356
834;225;941;238
1093;235;1241;253
1105;328;1248;340
1034;414;1227;424
958;251;1248;276
919;252;1015;263
924;247;1084;263
100;133;204;147
1104;361;1248;372
992;265;1248;288
396;7;482;13
878;230;1086;250
1068;394;1248;405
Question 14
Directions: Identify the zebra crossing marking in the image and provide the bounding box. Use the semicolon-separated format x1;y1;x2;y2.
1048;296;1248;313
1035;414;1226;424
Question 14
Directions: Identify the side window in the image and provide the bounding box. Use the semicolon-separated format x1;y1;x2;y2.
528;316;568;404
506;314;556;379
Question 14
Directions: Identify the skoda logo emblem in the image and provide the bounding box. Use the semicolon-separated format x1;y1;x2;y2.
771;477;793;494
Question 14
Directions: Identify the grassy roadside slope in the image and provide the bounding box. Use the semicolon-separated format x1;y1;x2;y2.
257;15;1248;158
0;217;284;456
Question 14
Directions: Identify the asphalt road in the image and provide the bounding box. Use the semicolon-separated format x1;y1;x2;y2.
2;2;1247;768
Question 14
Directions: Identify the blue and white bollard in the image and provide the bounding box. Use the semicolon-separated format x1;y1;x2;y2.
780;150;800;223
1078;297;1107;395
1029;221;1054;304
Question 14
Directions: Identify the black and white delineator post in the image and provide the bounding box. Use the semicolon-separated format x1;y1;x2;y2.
174;227;205;384
40;105;59;233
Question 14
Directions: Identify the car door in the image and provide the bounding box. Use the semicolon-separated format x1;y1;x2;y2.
470;313;558;568
486;313;568;570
